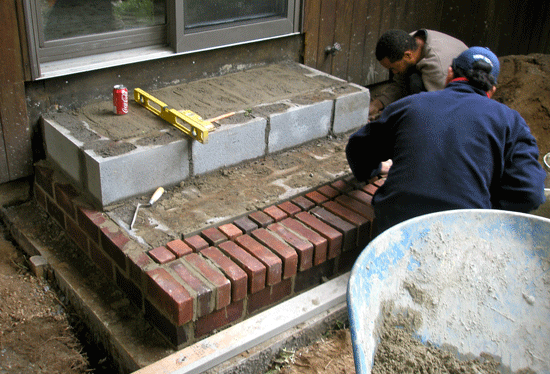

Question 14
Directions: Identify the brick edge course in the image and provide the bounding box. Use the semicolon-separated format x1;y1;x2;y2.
33;161;381;348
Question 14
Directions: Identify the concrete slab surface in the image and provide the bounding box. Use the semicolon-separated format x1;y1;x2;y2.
41;62;369;207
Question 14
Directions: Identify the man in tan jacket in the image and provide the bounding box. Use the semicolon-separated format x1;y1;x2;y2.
369;29;468;119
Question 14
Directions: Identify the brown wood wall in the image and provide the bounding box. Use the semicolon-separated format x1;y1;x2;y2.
0;0;32;183
303;0;550;86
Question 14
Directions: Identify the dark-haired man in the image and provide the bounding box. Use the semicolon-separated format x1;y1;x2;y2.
370;29;468;119
347;47;546;234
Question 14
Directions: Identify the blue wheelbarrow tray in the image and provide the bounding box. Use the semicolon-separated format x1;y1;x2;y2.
347;209;550;373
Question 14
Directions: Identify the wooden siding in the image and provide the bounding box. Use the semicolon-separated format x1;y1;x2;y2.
303;0;550;86
0;0;32;183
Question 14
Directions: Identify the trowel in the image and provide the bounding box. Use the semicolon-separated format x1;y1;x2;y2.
130;187;165;230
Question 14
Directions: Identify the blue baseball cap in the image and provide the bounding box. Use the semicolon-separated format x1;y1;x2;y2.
452;46;500;83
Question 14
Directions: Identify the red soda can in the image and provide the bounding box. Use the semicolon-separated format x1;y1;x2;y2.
113;85;128;115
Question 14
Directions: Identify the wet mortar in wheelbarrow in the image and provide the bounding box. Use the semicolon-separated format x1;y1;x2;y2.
347;209;550;374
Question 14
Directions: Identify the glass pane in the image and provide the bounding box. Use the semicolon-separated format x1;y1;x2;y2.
184;0;287;30
39;0;166;41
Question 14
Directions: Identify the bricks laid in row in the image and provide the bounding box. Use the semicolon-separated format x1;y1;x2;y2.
32;161;382;348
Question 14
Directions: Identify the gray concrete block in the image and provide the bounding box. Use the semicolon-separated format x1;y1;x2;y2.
84;140;191;207
42;118;86;188
332;83;370;134
267;100;332;153
192;116;267;175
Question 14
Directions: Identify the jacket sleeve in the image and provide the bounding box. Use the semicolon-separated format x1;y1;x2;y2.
346;112;394;182
492;117;546;212
376;75;408;107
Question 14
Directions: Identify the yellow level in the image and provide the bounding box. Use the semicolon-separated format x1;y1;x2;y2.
134;88;213;144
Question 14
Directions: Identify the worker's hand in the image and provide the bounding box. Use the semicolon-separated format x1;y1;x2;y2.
379;159;392;177
367;159;393;184
368;99;384;121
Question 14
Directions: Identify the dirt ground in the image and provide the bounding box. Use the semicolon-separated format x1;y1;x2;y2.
1;53;549;374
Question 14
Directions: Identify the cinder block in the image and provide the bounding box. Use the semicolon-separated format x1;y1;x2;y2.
332;83;370;134
192;116;266;175
84;139;190;207
42;118;86;188
267;100;332;153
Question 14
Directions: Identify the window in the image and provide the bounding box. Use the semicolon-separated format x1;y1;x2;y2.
23;0;301;79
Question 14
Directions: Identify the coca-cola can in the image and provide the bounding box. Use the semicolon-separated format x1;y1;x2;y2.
113;85;128;115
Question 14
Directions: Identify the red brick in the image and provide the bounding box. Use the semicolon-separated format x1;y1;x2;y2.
34;185;47;209
251;228;298;279
194;300;244;338
322;201;371;247
305;190;328;205
77;206;104;244
317;185;340;199
128;252;153;287
166;239;193;258
348;189;373;205
201;227;228;246
277;201;301;216
116;268;143;308
34;163;54;196
218;241;266;294
291;195;316;211
218;223;243;240
373;178;386;187
170;260;213;318
149;246;177;264
184;235;209;252
331;179;353;193
280;218;328;266
89;242;114;280
235;235;282;286
233;216;259;234
201;247;248;301
295;211;342;259
263;205;288;222
310;207;357;252
65;216;89;255
335;195;375;221
247;278;292;314
361;183;378;196
46;197;65;227
100;226;129;271
146;268;193;325
248;211;274;228
184;253;231;309
267;222;313;271
54;183;79;219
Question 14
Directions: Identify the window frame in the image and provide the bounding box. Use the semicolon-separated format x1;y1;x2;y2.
23;0;301;80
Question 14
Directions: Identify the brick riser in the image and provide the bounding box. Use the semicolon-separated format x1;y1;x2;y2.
33;162;383;348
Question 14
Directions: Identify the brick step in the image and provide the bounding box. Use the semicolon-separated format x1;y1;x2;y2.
33;160;383;348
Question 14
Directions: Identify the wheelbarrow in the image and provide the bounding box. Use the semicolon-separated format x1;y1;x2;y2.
347;209;550;374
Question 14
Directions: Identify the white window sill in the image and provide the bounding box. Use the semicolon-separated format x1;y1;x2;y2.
38;46;176;80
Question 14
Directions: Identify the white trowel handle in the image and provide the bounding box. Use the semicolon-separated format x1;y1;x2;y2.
148;187;165;205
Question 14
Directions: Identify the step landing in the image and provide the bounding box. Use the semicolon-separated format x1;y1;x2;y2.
41;62;370;208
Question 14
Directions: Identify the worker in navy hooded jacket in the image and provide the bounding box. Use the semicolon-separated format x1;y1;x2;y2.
345;46;546;235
